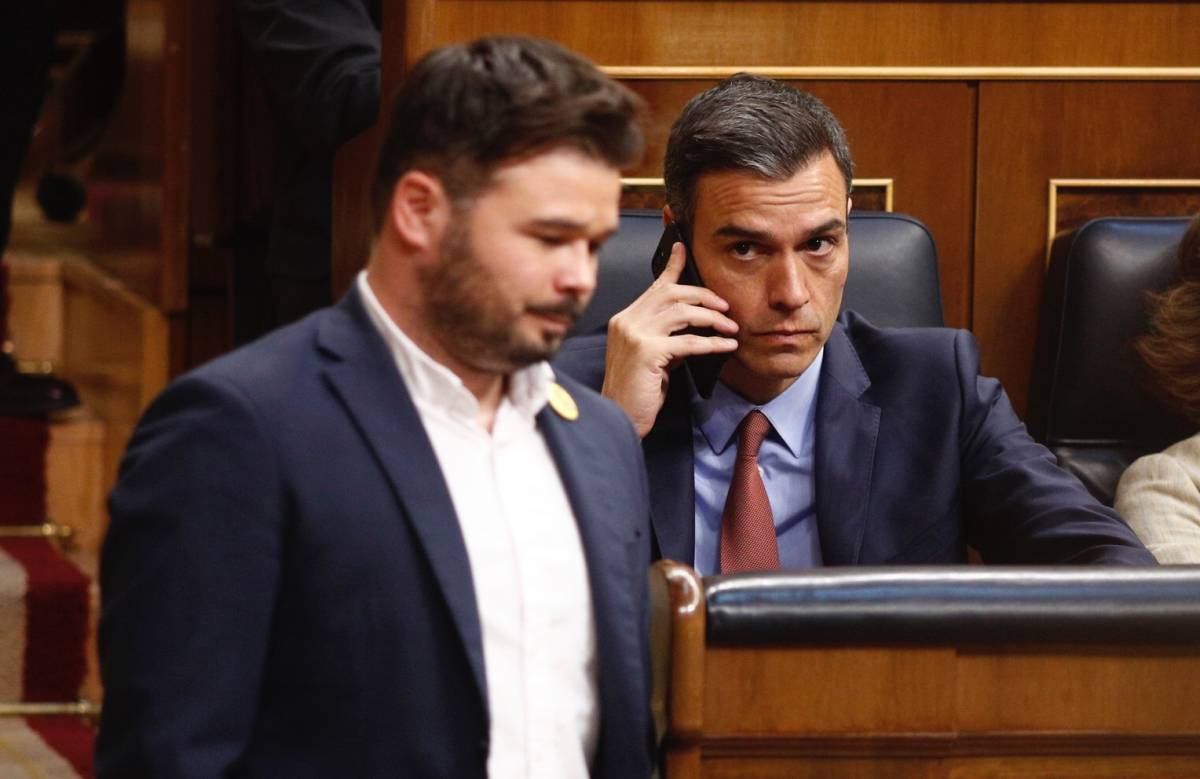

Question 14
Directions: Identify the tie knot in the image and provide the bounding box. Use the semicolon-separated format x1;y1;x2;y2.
737;410;771;458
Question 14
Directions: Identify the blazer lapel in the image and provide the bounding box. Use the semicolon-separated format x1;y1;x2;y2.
815;323;881;564
538;398;645;770
316;289;488;710
642;371;696;564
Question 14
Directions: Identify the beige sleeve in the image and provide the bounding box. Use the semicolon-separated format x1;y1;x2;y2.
1115;451;1200;564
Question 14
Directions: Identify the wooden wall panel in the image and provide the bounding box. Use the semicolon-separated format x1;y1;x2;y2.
974;81;1200;412
397;1;1200;69
333;0;1200;416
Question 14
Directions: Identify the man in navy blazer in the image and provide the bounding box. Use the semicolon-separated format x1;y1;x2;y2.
99;37;654;777
555;74;1154;570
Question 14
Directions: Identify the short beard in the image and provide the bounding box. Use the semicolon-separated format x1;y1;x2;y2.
419;219;582;374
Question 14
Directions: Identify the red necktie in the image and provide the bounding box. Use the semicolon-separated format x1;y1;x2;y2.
719;410;780;573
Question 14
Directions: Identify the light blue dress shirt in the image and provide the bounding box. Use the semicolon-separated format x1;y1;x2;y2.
690;348;824;575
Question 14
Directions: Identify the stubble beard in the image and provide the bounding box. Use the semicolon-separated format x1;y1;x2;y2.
419;222;581;374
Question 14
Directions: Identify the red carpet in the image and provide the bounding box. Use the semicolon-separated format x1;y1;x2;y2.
0;717;91;777
0;539;88;703
1;256;95;774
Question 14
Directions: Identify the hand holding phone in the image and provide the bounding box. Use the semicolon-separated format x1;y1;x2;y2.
649;223;733;398
600;223;739;436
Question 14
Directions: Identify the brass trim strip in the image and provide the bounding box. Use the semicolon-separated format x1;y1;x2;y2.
622;178;893;211
1046;178;1200;264
701;730;1200;758
621;177;664;188
605;66;1200;81
0;700;99;719
0;522;75;542
14;359;57;375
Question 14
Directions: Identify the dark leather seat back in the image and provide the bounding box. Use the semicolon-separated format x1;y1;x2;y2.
705;568;1200;644
1029;217;1197;504
573;210;943;336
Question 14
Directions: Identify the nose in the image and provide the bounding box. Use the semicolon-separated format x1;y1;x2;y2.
555;240;598;300
768;252;811;311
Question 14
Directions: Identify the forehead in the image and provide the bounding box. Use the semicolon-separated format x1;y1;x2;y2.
692;152;848;232
474;147;621;224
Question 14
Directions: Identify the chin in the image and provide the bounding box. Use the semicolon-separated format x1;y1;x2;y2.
744;351;820;381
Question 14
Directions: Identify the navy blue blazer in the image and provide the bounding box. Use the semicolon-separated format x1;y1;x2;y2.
98;288;655;778
554;312;1155;566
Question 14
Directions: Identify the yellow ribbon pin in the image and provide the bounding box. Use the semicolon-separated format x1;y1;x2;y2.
547;381;579;421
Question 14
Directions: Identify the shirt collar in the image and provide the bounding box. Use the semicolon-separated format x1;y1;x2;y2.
357;271;552;421
691;347;825;457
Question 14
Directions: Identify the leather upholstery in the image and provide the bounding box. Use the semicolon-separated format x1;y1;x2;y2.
705;568;1200;644
573;210;943;336
1029;217;1198;505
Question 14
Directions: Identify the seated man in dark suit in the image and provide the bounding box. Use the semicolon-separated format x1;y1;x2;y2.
98;37;654;778
555;74;1154;572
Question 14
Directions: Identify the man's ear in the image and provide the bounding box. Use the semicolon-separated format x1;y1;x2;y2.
847;196;853;216
386;170;451;253
662;204;674;227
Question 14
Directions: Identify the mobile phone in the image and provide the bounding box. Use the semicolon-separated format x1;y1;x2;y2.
650;222;730;399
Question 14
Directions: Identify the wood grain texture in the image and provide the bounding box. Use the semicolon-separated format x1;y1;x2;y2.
956;646;1200;732
60;257;168;506
660;561;707;779
339;1;1199;410
662;563;1200;778
974;81;1200;412
699;753;1200;779
393;2;1200;69
703;646;956;734
1051;183;1200;254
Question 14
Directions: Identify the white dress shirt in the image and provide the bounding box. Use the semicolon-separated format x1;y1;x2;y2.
358;273;599;777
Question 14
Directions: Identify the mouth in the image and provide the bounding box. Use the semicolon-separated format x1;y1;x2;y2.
750;328;820;346
526;303;582;332
755;327;818;337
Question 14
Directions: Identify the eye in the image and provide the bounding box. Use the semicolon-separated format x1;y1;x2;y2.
538;235;568;248
804;236;837;255
730;241;758;259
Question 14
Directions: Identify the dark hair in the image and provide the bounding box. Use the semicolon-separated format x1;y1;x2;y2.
1136;213;1200;424
370;36;644;228
664;74;854;231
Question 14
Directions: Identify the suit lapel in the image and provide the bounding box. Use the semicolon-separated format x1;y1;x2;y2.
815;323;881;564
538;395;644;770
642;371;696;564
316;289;488;710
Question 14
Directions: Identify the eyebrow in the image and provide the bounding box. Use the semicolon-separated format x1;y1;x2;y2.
527;218;617;241
712;217;847;243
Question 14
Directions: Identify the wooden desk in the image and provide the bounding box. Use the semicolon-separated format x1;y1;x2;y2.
651;561;1200;778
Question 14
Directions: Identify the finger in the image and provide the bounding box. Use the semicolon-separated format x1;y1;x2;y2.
665;333;740;358
656;241;688;284
663;303;739;335
661;283;730;313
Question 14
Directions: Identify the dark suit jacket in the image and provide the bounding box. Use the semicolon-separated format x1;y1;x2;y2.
237;0;380;280
554;312;1155;566
98;288;655;778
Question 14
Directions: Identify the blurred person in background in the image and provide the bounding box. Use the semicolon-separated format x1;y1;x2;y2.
1116;214;1200;563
